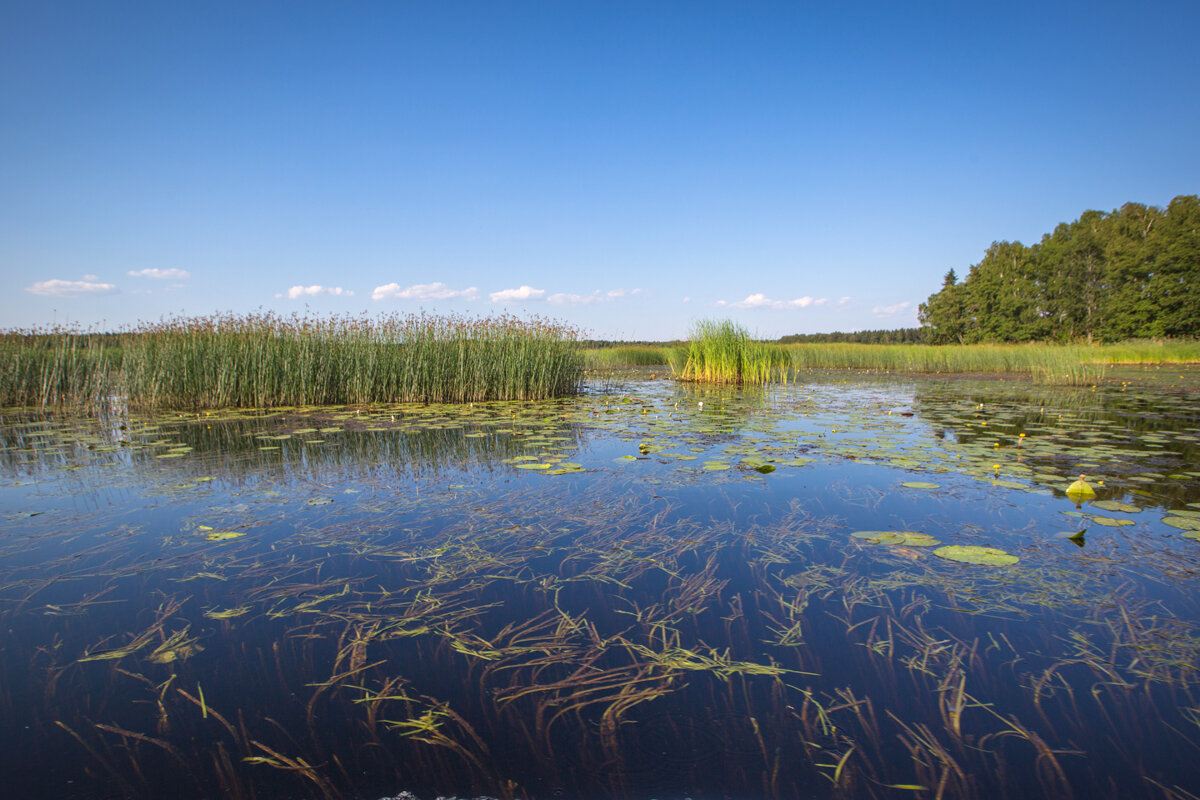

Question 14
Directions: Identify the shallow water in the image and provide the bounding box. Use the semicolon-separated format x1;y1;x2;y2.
2;373;1200;800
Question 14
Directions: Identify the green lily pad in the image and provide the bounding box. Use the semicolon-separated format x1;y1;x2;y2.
754;464;776;474
1089;515;1134;527
852;531;940;547
1163;516;1200;531
1182;532;1200;542
901;481;940;489
1091;500;1141;513
933;545;1018;566
514;462;551;470
204;531;245;542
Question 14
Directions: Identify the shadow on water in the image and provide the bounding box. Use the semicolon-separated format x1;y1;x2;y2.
2;371;1200;799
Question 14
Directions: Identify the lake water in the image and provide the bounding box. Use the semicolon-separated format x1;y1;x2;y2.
2;372;1199;800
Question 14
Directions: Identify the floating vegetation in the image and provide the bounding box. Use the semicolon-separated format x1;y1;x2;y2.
2;369;1200;799
852;531;941;546
933;544;1020;565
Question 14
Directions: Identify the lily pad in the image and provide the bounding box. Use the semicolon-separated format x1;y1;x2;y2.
1163;516;1200;531
1091;500;1140;513
852;531;940;547
204;531;246;542
901;481;940;489
1089;515;1135;527
933;545;1018;566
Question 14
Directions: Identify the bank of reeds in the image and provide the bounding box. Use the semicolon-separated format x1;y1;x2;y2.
782;342;1192;384
0;313;583;410
583;345;670;369
675;320;791;385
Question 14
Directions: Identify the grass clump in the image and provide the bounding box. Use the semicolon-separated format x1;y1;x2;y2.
0;312;583;410
675;320;791;385
583;345;670;369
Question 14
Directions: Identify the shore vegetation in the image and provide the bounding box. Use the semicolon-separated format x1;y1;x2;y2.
0;312;583;410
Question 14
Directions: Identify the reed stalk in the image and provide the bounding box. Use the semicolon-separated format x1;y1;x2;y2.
0;312;583;410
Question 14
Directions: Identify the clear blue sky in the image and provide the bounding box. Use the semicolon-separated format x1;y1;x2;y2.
2;1;1197;340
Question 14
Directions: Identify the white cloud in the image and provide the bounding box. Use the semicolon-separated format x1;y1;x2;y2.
837;296;853;306
25;279;118;297
721;293;829;310
276;284;354;299
872;301;912;316
128;268;190;280
371;282;479;302
489;285;546;303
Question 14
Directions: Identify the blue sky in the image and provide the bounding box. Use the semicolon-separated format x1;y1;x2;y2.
2;1;1197;340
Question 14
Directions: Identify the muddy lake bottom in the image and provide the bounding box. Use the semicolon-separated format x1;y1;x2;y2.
2;371;1200;800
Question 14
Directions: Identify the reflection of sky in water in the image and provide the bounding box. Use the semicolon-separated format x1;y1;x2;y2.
1;375;1200;799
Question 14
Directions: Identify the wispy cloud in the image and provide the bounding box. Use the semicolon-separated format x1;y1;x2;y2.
276;285;354;299
489;285;546;303
717;293;828;310
25;278;119;297
371;282;479;302
546;287;643;306
128;268;190;280
872;301;911;316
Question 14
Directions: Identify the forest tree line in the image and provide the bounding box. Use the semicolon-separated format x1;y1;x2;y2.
777;328;925;344
917;195;1200;343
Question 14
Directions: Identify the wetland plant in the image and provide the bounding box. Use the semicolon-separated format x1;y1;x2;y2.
0;312;584;410
676;319;791;385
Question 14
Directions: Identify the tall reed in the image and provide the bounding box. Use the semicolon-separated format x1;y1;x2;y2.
583;346;670;369
0;312;584;410
675;320;791;385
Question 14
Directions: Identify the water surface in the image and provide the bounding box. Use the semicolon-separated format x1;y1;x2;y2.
2;373;1199;800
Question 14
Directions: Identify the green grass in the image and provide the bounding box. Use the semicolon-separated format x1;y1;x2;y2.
583;345;670;369
0;312;584;410
674;320;791;385
781;341;1200;384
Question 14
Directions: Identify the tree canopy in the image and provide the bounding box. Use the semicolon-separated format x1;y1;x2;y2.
918;195;1200;343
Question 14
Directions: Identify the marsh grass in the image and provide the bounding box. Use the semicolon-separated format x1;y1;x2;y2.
0;312;583;410
583;346;670;369
782;341;1198;384
676;320;791;385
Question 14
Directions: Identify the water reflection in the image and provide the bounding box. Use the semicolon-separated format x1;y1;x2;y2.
1;375;1200;799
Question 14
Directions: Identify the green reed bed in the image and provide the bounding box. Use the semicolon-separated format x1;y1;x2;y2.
675;320;791;385
583;345;670;369
781;342;1114;384
1;313;583;410
0;331;118;408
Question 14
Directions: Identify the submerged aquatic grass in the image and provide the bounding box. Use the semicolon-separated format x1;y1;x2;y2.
0;312;584;410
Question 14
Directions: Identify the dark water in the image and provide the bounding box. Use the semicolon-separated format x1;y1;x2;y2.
2;374;1200;800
